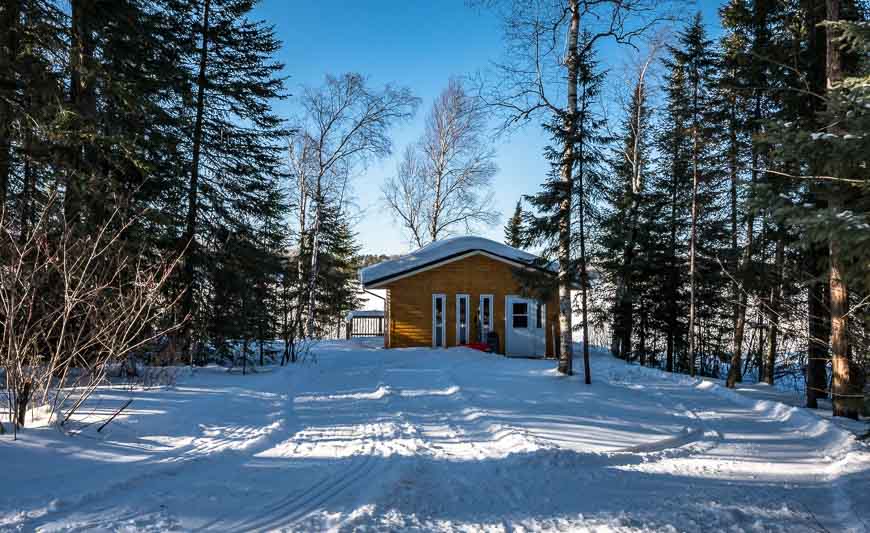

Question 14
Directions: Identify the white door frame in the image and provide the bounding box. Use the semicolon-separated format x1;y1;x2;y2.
506;295;531;355
535;302;546;356
479;294;493;342
432;293;446;348
455;293;470;345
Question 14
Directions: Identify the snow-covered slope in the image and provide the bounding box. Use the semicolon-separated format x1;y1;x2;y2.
360;236;555;286
1;342;868;532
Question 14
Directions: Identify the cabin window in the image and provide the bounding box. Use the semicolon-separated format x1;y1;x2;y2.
512;302;528;328
536;303;543;329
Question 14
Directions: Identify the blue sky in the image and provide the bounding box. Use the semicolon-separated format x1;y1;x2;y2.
255;0;725;255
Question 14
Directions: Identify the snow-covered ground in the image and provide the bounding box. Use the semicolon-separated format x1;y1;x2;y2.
2;341;868;532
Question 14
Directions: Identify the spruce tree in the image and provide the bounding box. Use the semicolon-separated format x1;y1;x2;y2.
763;3;869;418
504;200;525;248
665;13;725;376
598;49;653;365
178;0;289;359
525;33;608;383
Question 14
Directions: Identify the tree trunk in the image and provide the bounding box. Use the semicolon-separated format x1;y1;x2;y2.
14;381;32;427
825;0;858;420
726;91;762;388
616;216;638;361
687;125;700;377
305;177;323;338
554;0;579;376
728;94;739;346
665;158;679;373
0;0;18;209
67;0;97;225
806;250;830;408
764;236;784;385
180;0;211;363
829;219;856;418
295;170;308;339
577;136;591;384
805;0;829;409
639;302;647;367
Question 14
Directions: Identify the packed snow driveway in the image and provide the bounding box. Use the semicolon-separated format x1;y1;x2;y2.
2;341;868;532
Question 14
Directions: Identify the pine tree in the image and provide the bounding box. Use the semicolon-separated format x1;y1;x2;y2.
525;32;607;383
178;0;289;359
599;47;654;365
504;200;525;248
664;14;725;377
652;58;693;373
763;1;869;418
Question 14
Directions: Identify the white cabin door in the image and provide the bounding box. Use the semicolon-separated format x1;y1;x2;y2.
432;294;446;348
479;294;493;343
456;294;470;345
506;296;546;357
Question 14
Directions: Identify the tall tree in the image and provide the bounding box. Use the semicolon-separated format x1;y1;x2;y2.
295;73;417;337
604;45;657;363
177;0;290;360
383;79;499;248
723;0;776;387
504;199;525;248
484;0;671;376
665;14;721;377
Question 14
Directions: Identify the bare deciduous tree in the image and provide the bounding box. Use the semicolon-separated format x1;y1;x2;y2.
0;201;180;436
383;79;499;248
293;73;418;337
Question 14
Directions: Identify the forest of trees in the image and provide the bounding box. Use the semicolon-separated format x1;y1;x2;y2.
0;0;867;429
0;0;417;427
499;0;868;419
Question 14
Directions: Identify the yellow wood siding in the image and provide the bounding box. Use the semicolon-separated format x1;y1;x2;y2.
383;253;560;355
384;289;391;348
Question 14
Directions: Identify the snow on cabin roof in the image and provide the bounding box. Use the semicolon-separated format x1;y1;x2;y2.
346;309;385;321
359;236;556;288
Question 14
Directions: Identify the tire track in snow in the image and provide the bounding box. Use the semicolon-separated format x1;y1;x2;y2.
198;355;400;532
256;356;504;531
241;451;380;532
21;372;295;532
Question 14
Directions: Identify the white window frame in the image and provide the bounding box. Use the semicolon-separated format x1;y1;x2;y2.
479;294;494;342
455;293;470;346
510;298;530;330
432;293;447;348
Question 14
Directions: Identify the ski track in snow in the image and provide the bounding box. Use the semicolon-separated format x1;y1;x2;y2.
1;340;868;532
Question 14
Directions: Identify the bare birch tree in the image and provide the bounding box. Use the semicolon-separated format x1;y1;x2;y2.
294;74;418;337
383;79;499;247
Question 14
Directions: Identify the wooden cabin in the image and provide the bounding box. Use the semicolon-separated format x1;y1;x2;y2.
360;236;560;357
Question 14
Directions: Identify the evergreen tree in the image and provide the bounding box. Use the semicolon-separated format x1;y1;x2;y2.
504;200;525;248
598;47;654;366
763;2;869;418
651;59;693;373
178;0;289;359
525;32;608;383
295;203;362;337
667;13;725;377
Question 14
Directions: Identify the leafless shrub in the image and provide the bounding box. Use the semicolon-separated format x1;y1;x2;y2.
0;201;181;436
